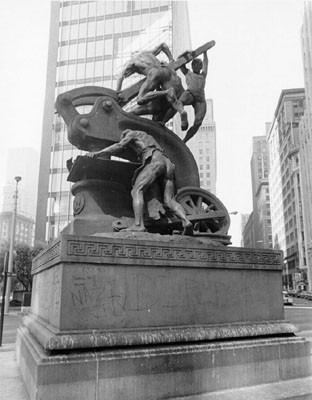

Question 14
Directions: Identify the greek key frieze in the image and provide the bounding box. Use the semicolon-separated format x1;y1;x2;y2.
32;241;61;270
65;239;281;265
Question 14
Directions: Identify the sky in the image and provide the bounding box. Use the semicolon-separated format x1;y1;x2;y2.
0;0;307;245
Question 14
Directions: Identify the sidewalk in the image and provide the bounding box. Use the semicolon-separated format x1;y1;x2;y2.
0;343;28;400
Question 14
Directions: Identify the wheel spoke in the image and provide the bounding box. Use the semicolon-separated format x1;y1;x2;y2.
196;196;203;209
180;195;196;213
176;187;230;235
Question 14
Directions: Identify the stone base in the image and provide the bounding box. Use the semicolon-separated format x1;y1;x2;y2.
16;325;311;400
18;234;312;399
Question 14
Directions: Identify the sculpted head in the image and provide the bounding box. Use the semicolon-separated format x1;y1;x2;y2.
191;58;203;73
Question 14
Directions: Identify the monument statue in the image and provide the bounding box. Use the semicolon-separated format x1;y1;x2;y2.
162;50;209;143
86;129;193;235
17;37;311;400
116;42;212;140
116;42;188;131
55;40;231;242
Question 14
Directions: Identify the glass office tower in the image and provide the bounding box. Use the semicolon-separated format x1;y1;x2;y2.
35;1;192;244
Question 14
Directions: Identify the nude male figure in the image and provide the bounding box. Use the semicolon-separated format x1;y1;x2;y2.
180;51;208;143
86;129;193;235
116;43;188;130
162;51;209;143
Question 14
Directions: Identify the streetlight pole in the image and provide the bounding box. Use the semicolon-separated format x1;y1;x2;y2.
4;176;21;314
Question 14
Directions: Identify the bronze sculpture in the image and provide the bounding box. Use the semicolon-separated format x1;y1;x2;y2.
86;129;193;235
55;40;231;243
116;43;188;131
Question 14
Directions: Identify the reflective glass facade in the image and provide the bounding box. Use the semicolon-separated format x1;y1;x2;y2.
35;1;191;243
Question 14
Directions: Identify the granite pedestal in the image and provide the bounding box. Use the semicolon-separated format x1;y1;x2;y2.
16;233;312;399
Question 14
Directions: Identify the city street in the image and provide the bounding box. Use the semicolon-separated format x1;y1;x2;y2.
285;297;312;342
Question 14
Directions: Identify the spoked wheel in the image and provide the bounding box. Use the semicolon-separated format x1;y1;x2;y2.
175;187;230;235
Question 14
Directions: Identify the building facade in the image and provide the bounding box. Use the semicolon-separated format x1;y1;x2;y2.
299;1;312;290
35;1;192;244
267;88;307;290
0;212;35;253
0;147;38;252
186;99;217;194
241;212;254;248
250;135;272;249
1;147;39;220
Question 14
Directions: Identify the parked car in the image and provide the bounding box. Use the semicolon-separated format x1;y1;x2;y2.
302;291;312;301
9;299;22;307
283;291;294;306
0;293;13;304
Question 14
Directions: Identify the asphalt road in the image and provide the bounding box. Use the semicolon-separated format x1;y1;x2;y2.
1;299;312;346
284;297;312;342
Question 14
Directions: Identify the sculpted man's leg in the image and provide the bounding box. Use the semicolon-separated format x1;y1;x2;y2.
126;164;161;232
136;69;164;105
128;185;146;231
165;88;188;130
162;163;193;235
131;102;160;116
183;101;207;143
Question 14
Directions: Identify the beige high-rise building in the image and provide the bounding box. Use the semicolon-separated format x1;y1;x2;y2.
299;1;312;290
185;99;217;194
250;135;272;249
35;1;192;244
267;88;306;290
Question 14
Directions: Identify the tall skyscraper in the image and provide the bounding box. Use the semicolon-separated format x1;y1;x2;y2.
267;88;307;290
250;135;272;249
299;1;312;290
185;99;217;194
35;1;192;244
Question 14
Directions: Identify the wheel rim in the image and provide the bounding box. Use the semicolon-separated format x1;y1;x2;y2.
175;187;230;235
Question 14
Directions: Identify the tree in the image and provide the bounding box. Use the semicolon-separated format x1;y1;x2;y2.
14;245;43;292
0;244;9;283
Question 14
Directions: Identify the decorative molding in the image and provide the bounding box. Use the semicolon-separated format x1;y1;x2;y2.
73;193;85;215
66;238;282;266
32;235;282;272
32;240;61;273
24;316;297;351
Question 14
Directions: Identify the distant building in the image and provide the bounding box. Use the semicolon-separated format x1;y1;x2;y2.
267;88;306;290
250;135;272;249
35;1;192;244
0;212;34;253
1;147;39;220
242;212;254;248
186;99;217;194
299;1;312;290
0;147;38;252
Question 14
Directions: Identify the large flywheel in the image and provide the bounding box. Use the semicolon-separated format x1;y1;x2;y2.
175;187;230;235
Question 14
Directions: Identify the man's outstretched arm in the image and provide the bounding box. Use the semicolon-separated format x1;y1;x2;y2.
202;51;209;78
152;42;174;62
86;131;133;158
